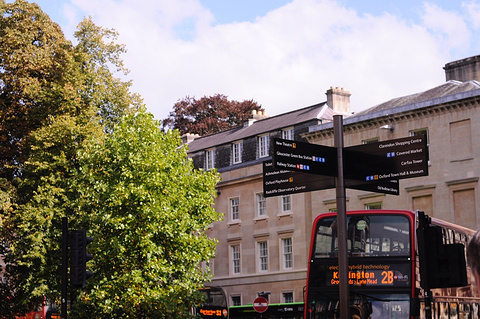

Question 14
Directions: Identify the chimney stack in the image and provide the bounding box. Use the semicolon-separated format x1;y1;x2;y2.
444;55;480;82
181;133;200;144
244;109;268;127
326;87;351;114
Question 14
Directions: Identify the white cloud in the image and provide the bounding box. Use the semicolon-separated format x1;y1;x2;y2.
421;2;470;50
463;1;480;29
55;0;469;120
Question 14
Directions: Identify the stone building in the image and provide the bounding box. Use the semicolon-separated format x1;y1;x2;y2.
186;55;480;306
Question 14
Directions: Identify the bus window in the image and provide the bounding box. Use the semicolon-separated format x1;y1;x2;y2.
308;293;410;319
314;222;335;257
307;210;480;319
202;288;227;307
313;215;410;258
195;286;228;318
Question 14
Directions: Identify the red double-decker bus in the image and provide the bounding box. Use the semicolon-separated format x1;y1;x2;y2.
304;210;480;318
193;286;228;318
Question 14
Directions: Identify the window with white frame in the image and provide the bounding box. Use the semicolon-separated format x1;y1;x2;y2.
205;148;215;170
281;195;292;212
231;295;241;306
282;292;294;303
256;193;266;217
232;141;243;164
282;127;294;140
365;202;382;210
231;244;241;274
230;197;240;221
258;292;270;302
258;241;268;271
409;128;428;141
257;134;270;158
282;237;293;269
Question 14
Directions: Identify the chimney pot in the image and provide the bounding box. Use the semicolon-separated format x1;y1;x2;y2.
326;86;351;114
181;133;200;144
244;109;268;127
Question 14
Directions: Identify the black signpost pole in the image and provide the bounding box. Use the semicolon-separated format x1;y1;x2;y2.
334;115;349;319
61;217;68;319
267;117;430;318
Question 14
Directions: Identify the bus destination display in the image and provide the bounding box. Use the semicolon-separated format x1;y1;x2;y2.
326;263;410;287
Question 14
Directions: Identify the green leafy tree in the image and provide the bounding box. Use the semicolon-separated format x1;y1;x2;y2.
71;110;221;318
0;0;142;182
0;0;76;181
0;1;141;316
2;109;220;318
162;94;264;136
0;113;103;316
72;17;143;130
1;2;221;318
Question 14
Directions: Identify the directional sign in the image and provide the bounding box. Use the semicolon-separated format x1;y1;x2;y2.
269;136;427;196
273;136;428;183
347;178;399;195
269;135;428;196
263;161;399;197
263;161;335;197
344;135;428;182
253;297;268;313
272;138;337;175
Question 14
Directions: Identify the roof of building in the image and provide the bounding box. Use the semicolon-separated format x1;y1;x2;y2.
308;80;480;133
187;79;480;152
187;102;335;153
355;80;480;116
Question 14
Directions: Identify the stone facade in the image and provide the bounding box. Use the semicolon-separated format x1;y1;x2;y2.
305;92;480;225
187;55;480;306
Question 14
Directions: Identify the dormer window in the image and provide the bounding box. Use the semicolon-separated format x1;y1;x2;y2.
257;134;270;158
282;127;294;140
205;148;215;170
232;141;243;164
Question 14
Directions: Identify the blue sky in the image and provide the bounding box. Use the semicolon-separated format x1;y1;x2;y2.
200;0;293;24
17;0;480;120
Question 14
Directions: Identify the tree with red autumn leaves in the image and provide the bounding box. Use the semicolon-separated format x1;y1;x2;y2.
162;94;264;136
